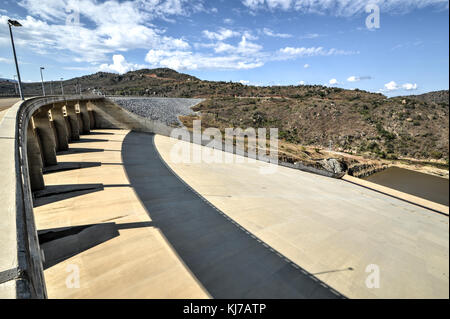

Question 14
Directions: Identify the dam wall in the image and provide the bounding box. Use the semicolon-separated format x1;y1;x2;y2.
0;96;120;298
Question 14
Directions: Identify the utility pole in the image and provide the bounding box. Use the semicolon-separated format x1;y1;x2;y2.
13;75;18;95
8;19;24;100
40;67;46;96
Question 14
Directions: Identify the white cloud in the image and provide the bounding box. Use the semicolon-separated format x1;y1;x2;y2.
299;33;320;39
347;75;372;82
239;80;250;85
243;0;292;10
277;46;358;60
202;28;240;41
99;54;146;74
0;57;12;64
262;28;292;38
212;42;236;53
381;81;419;92
384;81;400;91
299;80;305;85
145;49;264;71
304;64;310;68
0;1;197;64
237;36;263;54
242;0;449;16
402;83;418;90
329;78;339;85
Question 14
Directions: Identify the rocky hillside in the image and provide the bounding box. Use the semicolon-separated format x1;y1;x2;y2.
190;91;449;162
404;90;449;104
0;68;448;163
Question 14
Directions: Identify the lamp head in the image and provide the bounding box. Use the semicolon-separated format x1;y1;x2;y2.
8;19;22;27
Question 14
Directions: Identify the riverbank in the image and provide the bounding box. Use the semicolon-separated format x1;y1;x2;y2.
363;166;449;207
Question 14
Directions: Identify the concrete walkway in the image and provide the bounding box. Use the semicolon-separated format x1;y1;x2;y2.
0;98;20;122
34;130;448;299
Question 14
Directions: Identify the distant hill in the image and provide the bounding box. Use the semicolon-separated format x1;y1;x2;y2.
0;68;448;161
400;90;449;104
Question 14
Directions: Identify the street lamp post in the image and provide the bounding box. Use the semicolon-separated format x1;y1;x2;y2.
13;75;18;95
8;19;24;100
40;67;45;96
60;78;64;95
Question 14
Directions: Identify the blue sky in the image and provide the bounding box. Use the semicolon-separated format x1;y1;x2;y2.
0;0;448;96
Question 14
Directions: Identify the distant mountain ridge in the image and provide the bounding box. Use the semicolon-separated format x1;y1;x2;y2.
401;90;449;104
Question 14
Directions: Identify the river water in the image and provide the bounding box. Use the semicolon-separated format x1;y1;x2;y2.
363;166;449;206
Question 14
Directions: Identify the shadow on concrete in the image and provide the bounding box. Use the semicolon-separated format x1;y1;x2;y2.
38;222;155;269
121;131;345;299
57;148;105;155
89;131;115;135
33;184;104;208
71;138;110;144
33;184;134;208
43;162;102;174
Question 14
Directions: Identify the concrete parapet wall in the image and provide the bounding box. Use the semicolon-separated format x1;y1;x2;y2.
0;95;103;299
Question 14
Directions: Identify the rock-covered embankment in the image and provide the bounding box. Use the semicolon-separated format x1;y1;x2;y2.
110;97;204;127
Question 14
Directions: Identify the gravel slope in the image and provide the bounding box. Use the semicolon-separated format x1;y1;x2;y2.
110;97;203;126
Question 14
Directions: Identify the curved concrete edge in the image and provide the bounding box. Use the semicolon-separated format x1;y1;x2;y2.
0;95;103;299
342;174;449;216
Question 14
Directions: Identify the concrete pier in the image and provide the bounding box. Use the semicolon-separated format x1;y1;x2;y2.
50;103;69;151
26;122;45;192
87;101;98;129
33;107;57;166
65;102;80;141
79;101;91;134
75;102;84;135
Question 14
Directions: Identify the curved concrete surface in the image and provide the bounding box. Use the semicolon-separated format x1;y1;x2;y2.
34;129;448;299
153;135;449;299
35;129;342;298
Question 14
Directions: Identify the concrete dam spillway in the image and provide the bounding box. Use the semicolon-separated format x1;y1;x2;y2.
0;96;448;299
